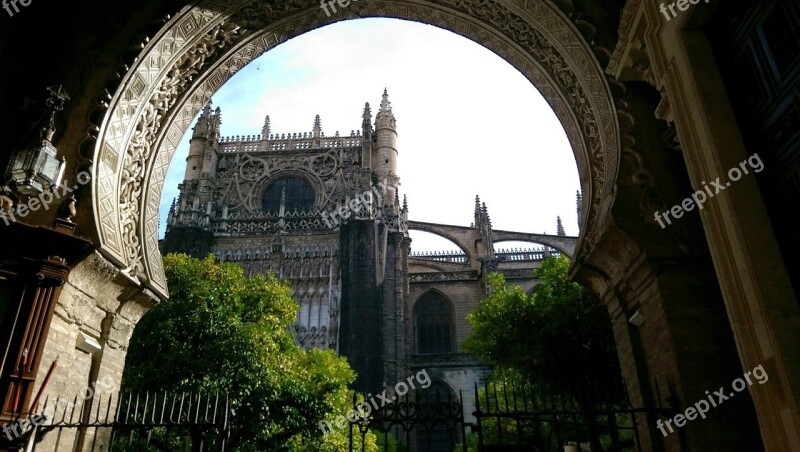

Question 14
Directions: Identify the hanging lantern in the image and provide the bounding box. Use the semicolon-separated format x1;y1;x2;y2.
5;86;69;196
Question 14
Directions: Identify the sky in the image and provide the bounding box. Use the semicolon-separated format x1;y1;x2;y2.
158;18;580;252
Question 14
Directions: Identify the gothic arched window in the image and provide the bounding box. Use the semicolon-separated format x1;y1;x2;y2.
262;176;315;213
414;292;453;354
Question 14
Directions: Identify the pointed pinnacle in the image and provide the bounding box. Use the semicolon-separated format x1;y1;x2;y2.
380;89;392;112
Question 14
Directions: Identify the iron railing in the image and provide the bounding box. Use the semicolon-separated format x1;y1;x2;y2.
0;391;230;452
349;389;468;452
472;379;674;452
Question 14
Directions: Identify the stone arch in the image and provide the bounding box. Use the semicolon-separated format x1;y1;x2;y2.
407;226;472;263
493;234;577;257
91;0;620;298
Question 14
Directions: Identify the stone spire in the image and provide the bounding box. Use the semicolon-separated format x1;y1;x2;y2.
576;190;583;230
262;115;271;138
362;102;372;139
481;202;492;227
380;88;391;112
375;88;396;130
313;114;322;138
167;198;177;226
474;195;482;228
192;101;214;139
557;216;566;236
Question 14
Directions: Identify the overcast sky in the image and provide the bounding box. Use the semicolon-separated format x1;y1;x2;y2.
158;18;580;252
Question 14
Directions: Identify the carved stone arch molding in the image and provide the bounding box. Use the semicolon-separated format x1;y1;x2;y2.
92;0;620;298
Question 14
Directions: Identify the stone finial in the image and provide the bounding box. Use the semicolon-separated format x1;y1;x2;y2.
363;102;372;121
380;88;392;113
313;114;322;138
262;115;271;138
557;216;566;236
362;102;372;138
192;101;213;139
376;89;396;130
474;195;482;229
482;202;491;227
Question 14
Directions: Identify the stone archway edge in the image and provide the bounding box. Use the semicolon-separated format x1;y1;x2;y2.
92;0;620;298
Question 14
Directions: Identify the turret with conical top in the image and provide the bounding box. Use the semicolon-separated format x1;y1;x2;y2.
185;102;221;182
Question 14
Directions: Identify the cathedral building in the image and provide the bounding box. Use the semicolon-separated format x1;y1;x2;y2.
163;90;576;405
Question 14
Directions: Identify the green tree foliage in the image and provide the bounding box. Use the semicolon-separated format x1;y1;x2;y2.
464;257;625;450
464;255;620;387
123;254;376;451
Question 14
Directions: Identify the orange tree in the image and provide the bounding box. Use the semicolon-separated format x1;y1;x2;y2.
464;255;619;384
464;256;624;449
123;254;376;451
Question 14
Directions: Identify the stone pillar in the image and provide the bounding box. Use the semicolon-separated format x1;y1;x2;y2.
382;230;411;387
578;220;763;451
573;78;763;450
657;28;800;450
339;220;383;393
29;253;157;452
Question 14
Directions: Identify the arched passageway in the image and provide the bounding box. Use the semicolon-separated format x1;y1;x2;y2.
0;2;797;450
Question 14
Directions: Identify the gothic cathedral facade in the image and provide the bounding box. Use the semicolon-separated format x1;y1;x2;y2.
163;90;575;402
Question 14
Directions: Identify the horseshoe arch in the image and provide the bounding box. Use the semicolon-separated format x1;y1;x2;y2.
91;0;620;298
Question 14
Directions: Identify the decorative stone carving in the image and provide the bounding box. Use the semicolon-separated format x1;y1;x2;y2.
409;271;479;282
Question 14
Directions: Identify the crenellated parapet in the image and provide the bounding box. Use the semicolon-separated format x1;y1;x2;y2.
218;130;364;153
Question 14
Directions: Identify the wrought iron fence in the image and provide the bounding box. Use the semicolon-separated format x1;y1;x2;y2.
349;389;468;452
346;379;675;451
471;378;674;452
0;391;230;452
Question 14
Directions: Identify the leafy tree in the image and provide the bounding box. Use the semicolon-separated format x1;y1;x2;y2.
123;254;376;451
464;255;620;384
463;256;624;450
